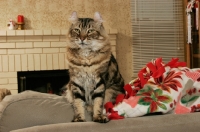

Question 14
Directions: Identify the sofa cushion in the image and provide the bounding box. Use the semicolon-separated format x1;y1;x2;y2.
11;112;200;132
0;91;75;132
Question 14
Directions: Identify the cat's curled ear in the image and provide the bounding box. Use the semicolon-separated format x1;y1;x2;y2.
94;12;104;24
69;11;78;24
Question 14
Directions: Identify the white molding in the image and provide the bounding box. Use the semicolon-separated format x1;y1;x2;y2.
0;29;118;36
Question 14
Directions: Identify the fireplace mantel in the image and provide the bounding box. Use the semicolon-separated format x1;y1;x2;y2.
0;29;118;94
0;30;68;36
0;29;118;36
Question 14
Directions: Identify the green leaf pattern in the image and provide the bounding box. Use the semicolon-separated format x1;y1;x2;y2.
137;86;172;114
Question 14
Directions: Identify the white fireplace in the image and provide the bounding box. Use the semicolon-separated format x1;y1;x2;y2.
0;29;117;94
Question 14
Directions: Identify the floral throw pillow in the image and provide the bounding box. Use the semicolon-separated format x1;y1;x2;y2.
105;58;200;120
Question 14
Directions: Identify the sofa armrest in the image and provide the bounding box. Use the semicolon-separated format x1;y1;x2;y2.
0;91;74;132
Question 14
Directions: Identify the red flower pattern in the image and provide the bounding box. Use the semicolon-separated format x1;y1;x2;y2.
191;104;200;112
148;71;183;93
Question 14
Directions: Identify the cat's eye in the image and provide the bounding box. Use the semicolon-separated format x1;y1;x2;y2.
87;29;94;33
73;29;80;33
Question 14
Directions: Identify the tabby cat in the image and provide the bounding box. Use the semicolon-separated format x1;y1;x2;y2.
65;11;124;123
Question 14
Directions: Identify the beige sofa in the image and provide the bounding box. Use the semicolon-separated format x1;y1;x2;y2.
0;91;200;132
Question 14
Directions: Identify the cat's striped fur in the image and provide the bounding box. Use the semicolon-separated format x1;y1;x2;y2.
65;12;124;123
0;88;11;101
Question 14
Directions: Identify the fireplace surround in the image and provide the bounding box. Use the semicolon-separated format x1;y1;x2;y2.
0;29;117;94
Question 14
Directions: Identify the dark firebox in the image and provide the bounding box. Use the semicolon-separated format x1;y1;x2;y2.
17;70;69;96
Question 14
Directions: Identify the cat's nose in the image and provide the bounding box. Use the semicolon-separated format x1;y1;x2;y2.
80;36;86;41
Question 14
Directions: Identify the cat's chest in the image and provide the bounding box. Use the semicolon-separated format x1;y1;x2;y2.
75;69;97;85
80;50;91;57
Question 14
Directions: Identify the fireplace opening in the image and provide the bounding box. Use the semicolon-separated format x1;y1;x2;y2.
17;70;69;96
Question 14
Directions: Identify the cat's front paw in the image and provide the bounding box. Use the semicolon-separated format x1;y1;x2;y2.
72;116;86;122
93;115;109;123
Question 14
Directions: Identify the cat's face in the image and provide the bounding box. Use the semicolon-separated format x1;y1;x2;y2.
67;12;108;51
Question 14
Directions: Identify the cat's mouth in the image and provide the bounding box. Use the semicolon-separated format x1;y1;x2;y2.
79;42;87;45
